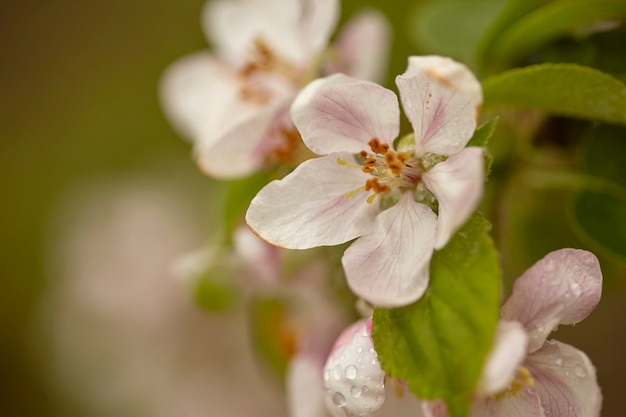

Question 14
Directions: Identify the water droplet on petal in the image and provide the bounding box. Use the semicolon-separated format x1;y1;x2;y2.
350;385;362;399
555;357;563;366
332;365;342;381
370;358;377;365
375;395;384;403
345;365;358;380
332;392;346;407
574;367;587;378
357;347;363;354
570;281;582;296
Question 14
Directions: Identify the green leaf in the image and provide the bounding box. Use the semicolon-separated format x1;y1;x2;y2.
477;0;549;65
487;0;626;66
248;296;294;382
571;124;626;261
468;117;499;147
193;276;239;312
581;124;626;187
570;186;626;261
408;0;505;67
372;213;500;417
222;172;272;243
483;63;626;125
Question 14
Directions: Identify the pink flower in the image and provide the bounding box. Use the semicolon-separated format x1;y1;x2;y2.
160;0;390;179
290;318;424;417
246;56;484;307
425;248;603;417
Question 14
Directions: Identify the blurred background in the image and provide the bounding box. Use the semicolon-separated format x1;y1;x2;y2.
2;0;625;416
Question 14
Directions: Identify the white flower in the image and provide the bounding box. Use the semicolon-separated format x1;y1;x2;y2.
424;249;603;417
160;0;390;178
246;56;484;307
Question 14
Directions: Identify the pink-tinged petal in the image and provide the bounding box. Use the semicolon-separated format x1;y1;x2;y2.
470;391;546;417
376;383;424;417
422;394;546;417
196;98;292;179
477;320;529;396
160;52;253;147
422;147;484;250
299;0;340;57
323;319;386;417
291;74;400;155
396;56;482;157
287;353;328;417
232;225;282;285
342;193;437;307
246;153;379;249
501;249;603;352
526;340;602;417
329;9;392;83
203;0;333;68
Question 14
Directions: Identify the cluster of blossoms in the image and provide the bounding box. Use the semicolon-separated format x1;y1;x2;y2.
160;1;604;417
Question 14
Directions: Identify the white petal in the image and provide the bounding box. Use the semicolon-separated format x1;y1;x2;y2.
376;384;424;417
203;0;334;67
323;319;386;417
159;52;249;146
422;147;484;249
196;98;292;179
501;249;603;352
396;56;482;157
298;0;340;57
477;320;529;396
470;392;546;417
232;225;282;285
287;353;329;417
291;74;400;155
526;340;602;417
330;9;391;83
246;153;379;249
342;193;437;307
422;395;546;417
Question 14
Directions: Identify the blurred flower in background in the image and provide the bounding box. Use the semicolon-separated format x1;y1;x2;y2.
37;179;286;416
3;0;626;416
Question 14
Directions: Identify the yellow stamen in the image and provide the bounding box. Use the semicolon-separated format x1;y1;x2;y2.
337;158;361;169
495;366;535;400
344;185;366;199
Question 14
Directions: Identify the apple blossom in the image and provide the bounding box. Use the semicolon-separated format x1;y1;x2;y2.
424;248;603;417
160;0;390;179
292;318;424;417
246;56;484;307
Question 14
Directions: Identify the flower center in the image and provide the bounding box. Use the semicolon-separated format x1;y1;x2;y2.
238;37;304;104
495;366;535;400
340;138;422;203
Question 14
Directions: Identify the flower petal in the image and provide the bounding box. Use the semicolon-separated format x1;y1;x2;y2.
422;147;484;249
396;56;482;157
287;353;328;417
342;193;437;307
291;74;400;155
470;391;546;417
329;9;391;83
477;320;529;396
323;319;386;417
196;98;292;179
232;225;282;285
203;0;336;67
526;340;602;417
159;52;251;147
501;249;603;352
422;394;546;417
298;0;340;58
246;153;379;249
